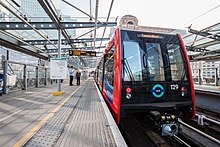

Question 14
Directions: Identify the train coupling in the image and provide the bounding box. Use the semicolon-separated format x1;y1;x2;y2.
161;123;179;136
148;111;179;136
160;114;179;136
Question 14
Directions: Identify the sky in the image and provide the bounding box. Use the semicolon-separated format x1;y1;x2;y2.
60;0;220;30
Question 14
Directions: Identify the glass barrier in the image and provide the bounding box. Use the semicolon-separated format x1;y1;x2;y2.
27;66;36;88
191;68;219;86
47;68;51;84
39;67;46;86
8;63;24;91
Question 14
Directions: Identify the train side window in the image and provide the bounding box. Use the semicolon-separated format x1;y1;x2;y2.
104;46;114;86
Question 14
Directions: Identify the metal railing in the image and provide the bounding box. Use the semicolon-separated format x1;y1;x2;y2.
196;114;220;126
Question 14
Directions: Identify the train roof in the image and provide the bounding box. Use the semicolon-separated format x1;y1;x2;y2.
119;27;179;36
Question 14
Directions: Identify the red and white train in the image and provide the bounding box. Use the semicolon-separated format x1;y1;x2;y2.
94;27;196;136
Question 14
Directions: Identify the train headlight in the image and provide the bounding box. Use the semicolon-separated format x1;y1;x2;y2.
125;87;132;99
181;86;187;96
126;87;132;93
126;93;132;99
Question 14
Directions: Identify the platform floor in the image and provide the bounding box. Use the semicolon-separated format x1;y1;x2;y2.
0;79;126;147
194;84;220;94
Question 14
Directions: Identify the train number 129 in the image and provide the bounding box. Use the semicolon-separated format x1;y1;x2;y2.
170;84;179;90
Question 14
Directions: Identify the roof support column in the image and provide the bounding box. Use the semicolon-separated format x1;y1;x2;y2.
57;29;61;92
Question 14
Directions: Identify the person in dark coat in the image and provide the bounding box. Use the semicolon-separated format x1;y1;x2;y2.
69;67;74;86
75;69;81;85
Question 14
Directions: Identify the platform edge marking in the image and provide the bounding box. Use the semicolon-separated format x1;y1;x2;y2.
93;79;127;147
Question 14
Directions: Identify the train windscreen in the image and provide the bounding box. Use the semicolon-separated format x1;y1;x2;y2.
121;30;187;82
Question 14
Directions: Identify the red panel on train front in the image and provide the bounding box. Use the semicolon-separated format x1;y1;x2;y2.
112;28;122;124
178;34;196;118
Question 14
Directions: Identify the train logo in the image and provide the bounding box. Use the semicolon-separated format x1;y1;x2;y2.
151;84;165;98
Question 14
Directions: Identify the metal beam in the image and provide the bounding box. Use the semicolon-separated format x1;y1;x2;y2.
47;46;106;53
99;0;114;51
61;0;103;24
188;28;220;41
183;22;220;39
190;53;220;61
193;40;220;49
38;0;73;48
0;31;48;60
0;0;57;50
0;22;117;30
186;46;210;52
0;39;48;60
18;38;110;45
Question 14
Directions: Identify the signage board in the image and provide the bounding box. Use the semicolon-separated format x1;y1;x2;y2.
69;50;96;56
50;58;68;79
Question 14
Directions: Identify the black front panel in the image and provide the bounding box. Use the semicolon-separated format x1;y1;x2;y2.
121;82;191;104
120;29;192;107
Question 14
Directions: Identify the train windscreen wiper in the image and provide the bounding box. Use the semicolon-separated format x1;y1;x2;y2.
122;58;135;84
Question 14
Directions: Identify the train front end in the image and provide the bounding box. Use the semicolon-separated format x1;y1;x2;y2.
120;29;196;136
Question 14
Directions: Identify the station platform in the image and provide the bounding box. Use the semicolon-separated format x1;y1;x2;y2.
0;78;127;147
194;84;220;113
194;84;220;95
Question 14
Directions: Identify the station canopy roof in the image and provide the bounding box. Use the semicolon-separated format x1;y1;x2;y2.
0;0;117;69
1;0;220;70
183;22;220;61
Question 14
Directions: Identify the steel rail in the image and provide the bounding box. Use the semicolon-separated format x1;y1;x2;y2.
178;119;220;145
173;135;191;147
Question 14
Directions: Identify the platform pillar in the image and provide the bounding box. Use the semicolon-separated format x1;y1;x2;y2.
57;29;61;92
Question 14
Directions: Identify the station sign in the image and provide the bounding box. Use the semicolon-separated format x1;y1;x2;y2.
50;58;68;79
69;50;96;57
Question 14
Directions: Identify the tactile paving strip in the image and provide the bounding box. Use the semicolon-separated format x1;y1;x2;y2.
24;84;87;147
56;80;116;147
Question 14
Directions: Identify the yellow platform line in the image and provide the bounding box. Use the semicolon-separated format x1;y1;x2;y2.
13;86;81;147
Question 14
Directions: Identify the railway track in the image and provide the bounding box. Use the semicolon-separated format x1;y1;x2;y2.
196;106;220;120
179;107;220;146
120;114;200;147
119;112;220;147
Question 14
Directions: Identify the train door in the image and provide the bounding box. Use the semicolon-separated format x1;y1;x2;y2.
103;46;115;104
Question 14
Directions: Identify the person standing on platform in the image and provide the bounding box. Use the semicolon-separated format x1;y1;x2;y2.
75;69;81;85
69;67;74;86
